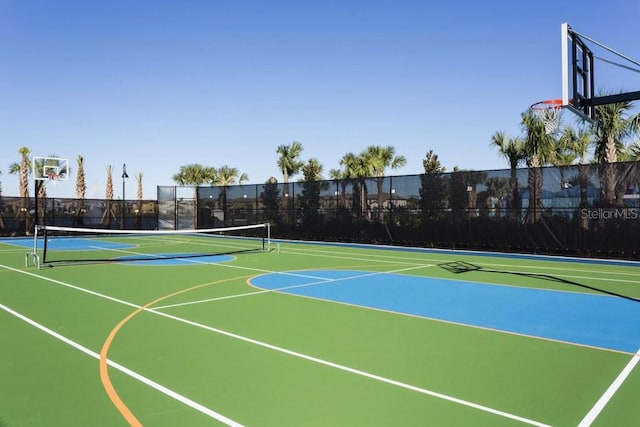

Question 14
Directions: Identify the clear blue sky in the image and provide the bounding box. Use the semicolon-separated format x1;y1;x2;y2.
1;0;639;199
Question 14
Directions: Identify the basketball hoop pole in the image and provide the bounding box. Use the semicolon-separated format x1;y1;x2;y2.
33;178;41;234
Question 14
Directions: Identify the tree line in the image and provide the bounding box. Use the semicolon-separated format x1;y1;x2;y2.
490;100;640;224
4;99;640;219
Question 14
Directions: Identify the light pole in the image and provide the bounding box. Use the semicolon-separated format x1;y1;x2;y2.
121;163;129;229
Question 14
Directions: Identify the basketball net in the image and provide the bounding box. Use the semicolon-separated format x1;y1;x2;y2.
530;99;563;135
48;173;59;187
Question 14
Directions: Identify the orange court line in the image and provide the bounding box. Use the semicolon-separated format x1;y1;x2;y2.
99;275;253;426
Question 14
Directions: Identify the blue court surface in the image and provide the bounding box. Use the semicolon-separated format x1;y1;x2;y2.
1;238;235;265
251;269;640;353
0;237;134;250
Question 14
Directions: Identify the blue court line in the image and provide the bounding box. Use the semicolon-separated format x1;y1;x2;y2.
250;270;640;353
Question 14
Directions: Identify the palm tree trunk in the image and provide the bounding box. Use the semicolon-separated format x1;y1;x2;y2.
37;180;46;226
282;172;289;224
509;166;518;220
527;158;543;223
604;137;618;207
75;199;85;227
376;177;384;221
578;163;589;230
102;201;115;228
135;200;142;228
360;179;367;218
604;164;617;207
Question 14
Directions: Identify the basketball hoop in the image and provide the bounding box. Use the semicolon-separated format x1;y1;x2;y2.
530;99;564;135
32;157;69;184
48;173;59;186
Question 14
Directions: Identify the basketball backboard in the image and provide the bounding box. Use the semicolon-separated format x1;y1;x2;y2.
561;22;640;122
32;156;70;181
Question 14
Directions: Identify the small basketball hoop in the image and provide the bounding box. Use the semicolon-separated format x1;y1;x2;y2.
530;99;564;135
32;156;69;184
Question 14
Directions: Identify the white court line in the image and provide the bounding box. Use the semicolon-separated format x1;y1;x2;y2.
0;263;549;426
0;303;243;427
280;246;640;282
578;348;640;426
144;305;551;427
97;246;318;277
154;264;431;310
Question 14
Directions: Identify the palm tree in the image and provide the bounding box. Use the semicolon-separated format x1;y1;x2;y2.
419;150;447;221
339;151;371;217
621;141;640;161
299;158;325;227
136;172;143;200
261;176;281;222
74;155;87;226
215;166;249;225
491;131;525;219
302;158;323;181
9;147;32;232
559;127;593;230
521;110;558;223
552;142;577;192
329;167;349;210
484;176;511;217
101;165;116;228
591;100;639;206
172;164;219;229
216;165;248;186
450;168;487;217
364;145;407;220
172;164;218;187
619;141;640;203
276;142;304;221
9;147;31;198
75;155;86;199
173;163;218;200
132;172;143;228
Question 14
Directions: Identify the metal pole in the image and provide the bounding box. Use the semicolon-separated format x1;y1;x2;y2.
121;163;128;229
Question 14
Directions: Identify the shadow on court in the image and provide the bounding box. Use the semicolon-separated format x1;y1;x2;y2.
42;248;267;268
438;260;640;303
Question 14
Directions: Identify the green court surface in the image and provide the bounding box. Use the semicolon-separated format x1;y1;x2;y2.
1;231;639;426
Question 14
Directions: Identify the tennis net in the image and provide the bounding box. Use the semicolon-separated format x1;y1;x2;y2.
27;223;270;268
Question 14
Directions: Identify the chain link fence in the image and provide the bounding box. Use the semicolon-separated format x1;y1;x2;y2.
3;162;639;259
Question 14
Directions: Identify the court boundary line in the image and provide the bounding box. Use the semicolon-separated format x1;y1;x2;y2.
146;304;551;427
280;246;640;283
0;262;550;426
26;234;640;285
164;268;635;357
0;302;243;427
6;239;640;423
269;237;640;267
578;348;640;426
154;265;431;310
99;274;252;427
